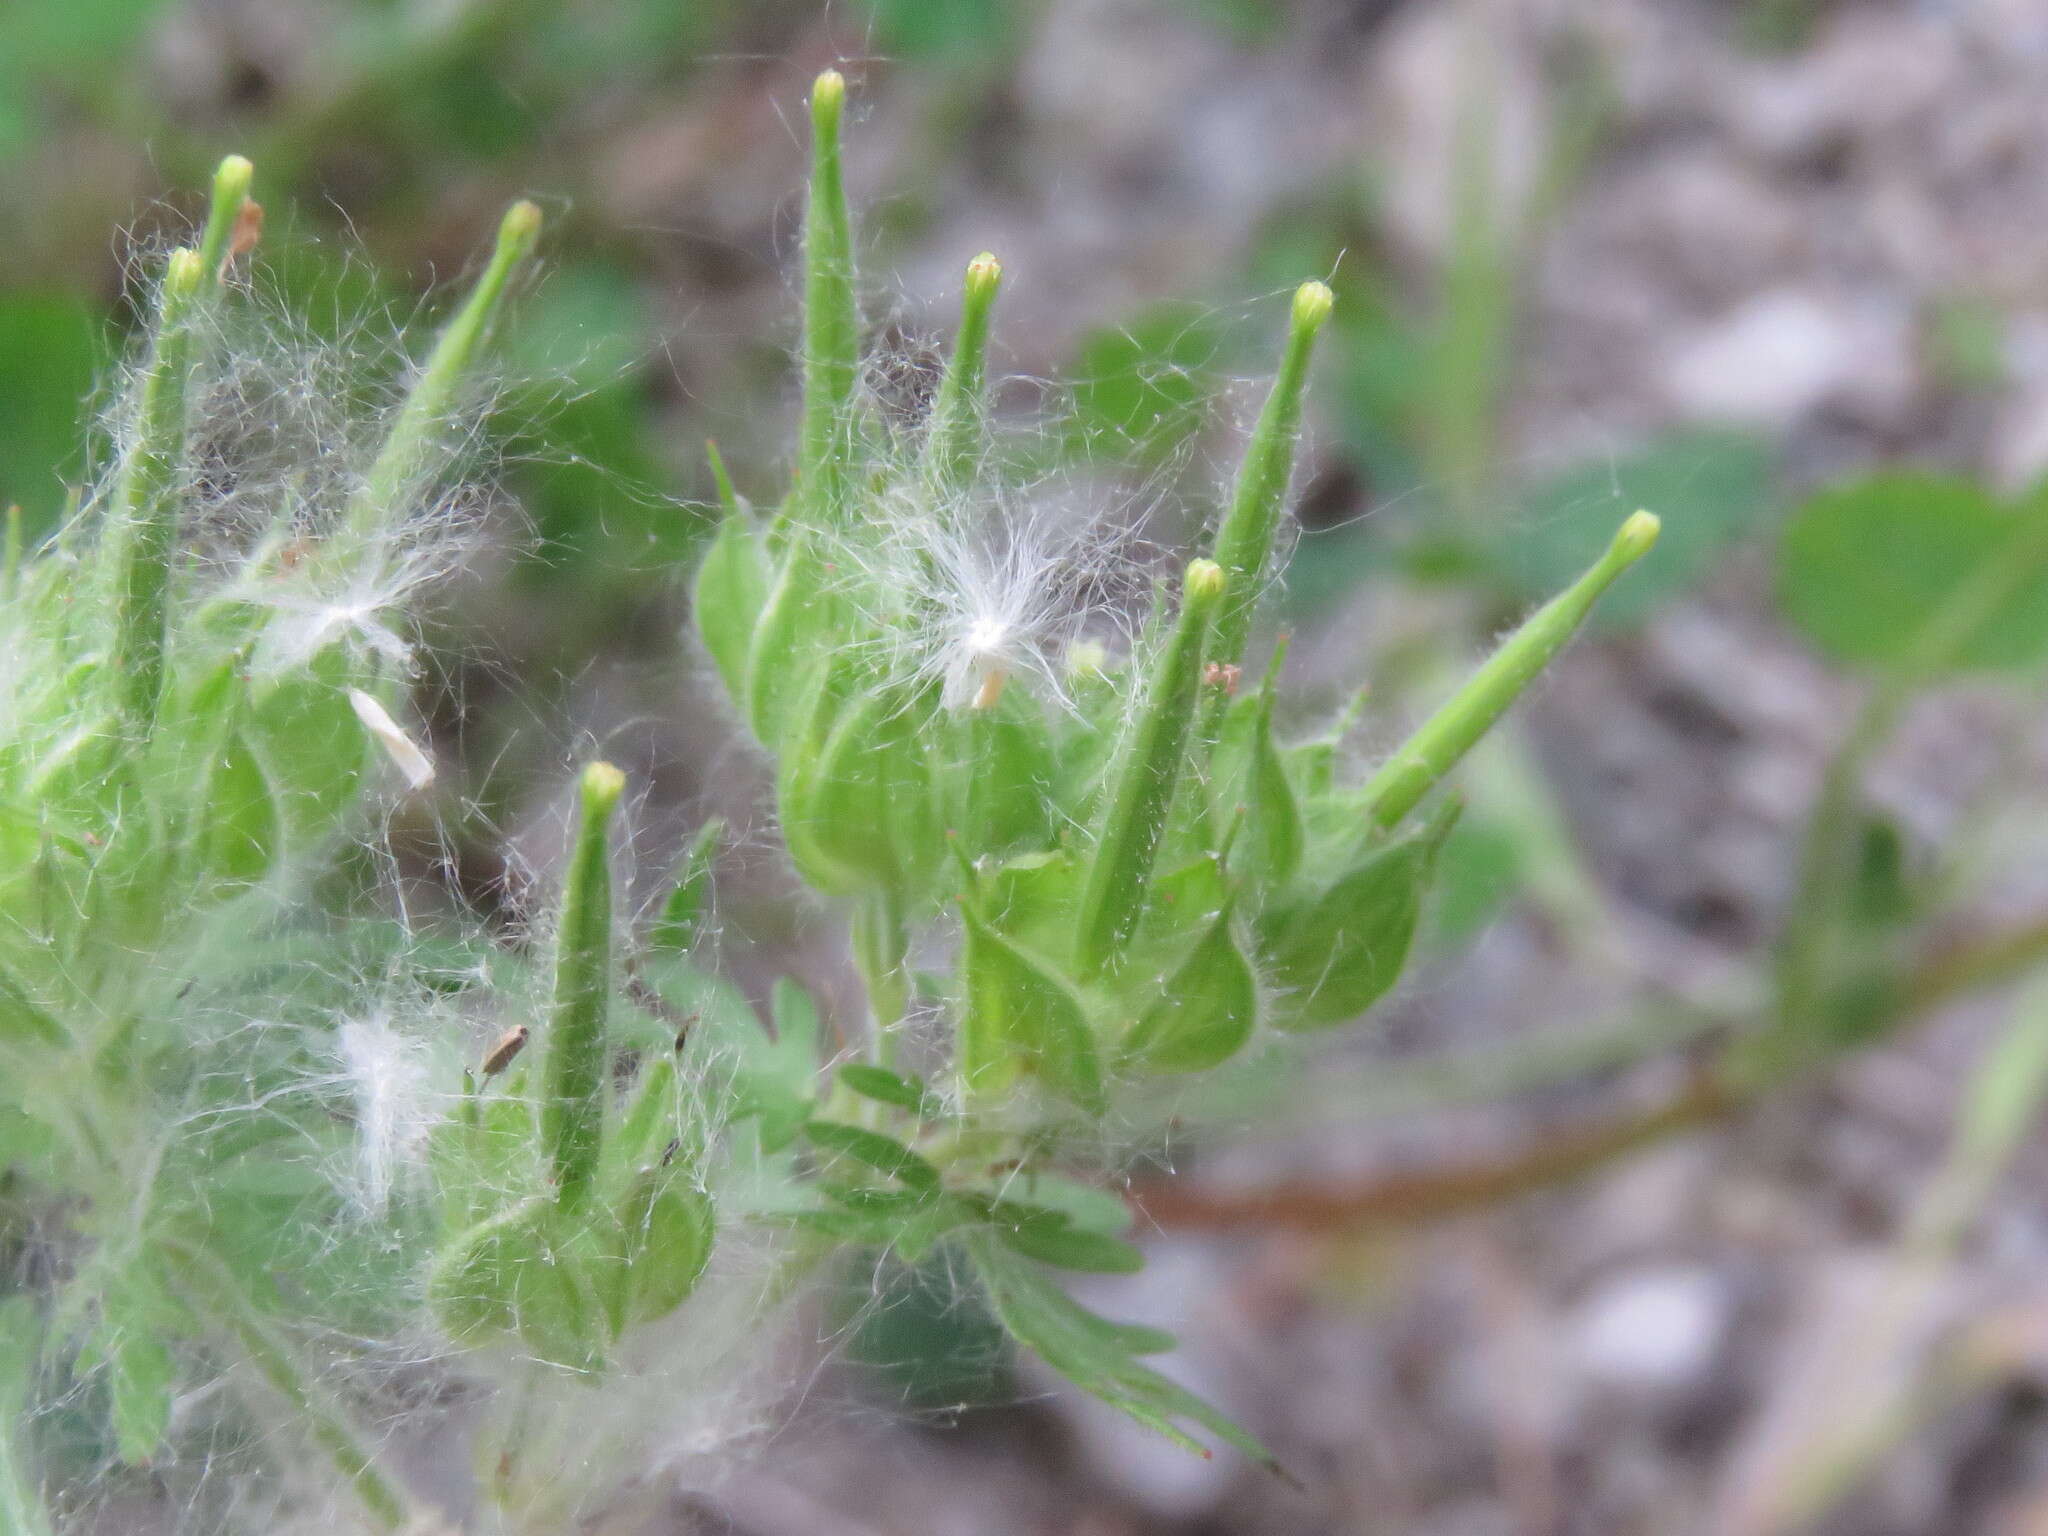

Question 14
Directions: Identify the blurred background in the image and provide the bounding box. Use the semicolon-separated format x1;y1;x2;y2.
11;1;2048;1532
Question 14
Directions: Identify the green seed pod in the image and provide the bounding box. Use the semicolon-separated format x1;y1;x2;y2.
923;252;1003;495
344;199;540;542
1074;559;1226;978
693;511;768;710
541;761;626;1207
959;903;1104;1111
1122;905;1257;1073
1206;280;1333;671
195;153;255;283
108;246;203;732
1359;511;1659;831
799;68;859;527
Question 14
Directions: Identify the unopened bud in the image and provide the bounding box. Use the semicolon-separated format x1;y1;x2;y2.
812;68;846;127
965;252;1003;302
1291;280;1335;334
163;248;204;300
1184;558;1226;604
212;155;253;214
498;200;543;261
1611;509;1661;565
580;760;627;817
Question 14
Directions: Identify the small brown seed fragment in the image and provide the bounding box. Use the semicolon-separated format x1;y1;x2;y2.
480;1025;529;1078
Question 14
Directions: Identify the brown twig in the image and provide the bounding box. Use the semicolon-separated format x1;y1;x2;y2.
1131;1068;1735;1233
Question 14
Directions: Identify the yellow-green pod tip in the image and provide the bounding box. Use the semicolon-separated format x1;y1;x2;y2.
812;68;846;126
580;760;627;817
1066;639;1108;679
965;251;1003;300
1291;279;1335;334
1610;509;1661;566
1184;557;1226;603
498;199;543;259
164;247;205;297
213;154;254;203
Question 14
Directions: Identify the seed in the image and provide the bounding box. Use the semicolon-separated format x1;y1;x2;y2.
479;1025;528;1078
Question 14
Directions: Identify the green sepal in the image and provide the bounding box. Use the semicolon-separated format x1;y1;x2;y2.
1259;803;1458;1030
1122;904;1258;1073
838;1063;939;1117
78;1278;177;1466
694;513;769;711
958;903;1104;1111
427;1197;608;1373
607;1166;714;1330
782;679;942;901
744;533;836;751
803;1119;942;1194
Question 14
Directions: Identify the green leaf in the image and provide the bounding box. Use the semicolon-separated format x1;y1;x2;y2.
838;1064;937;1117
80;1283;176;1466
965;1234;1273;1466
958;904;1104;1111
1123;908;1257;1072
693;512;768;709
1259;819;1449;1030
1778;473;2048;671
988;1206;1145;1274
1504;430;1772;630
804;1120;942;1194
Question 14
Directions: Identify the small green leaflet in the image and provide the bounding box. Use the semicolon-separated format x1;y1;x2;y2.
965;1234;1276;1468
